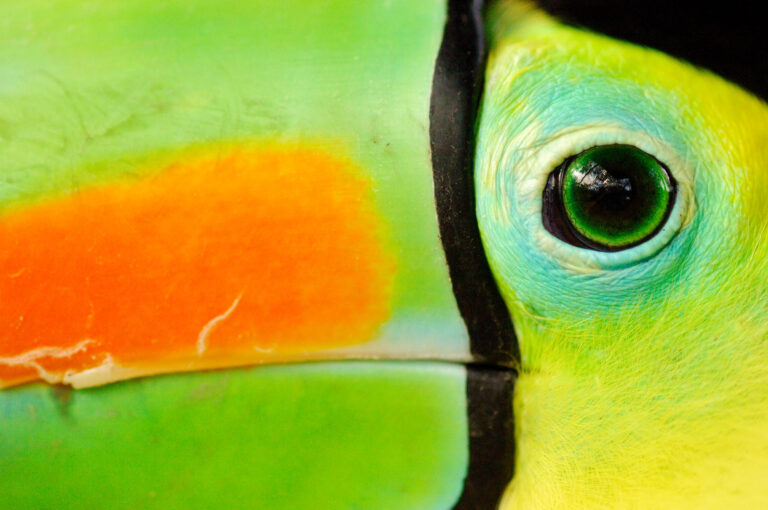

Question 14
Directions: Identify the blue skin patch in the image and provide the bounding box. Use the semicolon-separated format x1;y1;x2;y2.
473;35;744;322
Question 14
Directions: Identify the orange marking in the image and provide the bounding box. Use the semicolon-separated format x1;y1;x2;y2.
0;148;395;388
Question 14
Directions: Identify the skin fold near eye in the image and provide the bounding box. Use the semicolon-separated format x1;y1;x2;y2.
477;2;768;509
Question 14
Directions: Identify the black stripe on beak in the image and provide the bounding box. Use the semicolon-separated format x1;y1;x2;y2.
430;0;517;508
430;0;517;367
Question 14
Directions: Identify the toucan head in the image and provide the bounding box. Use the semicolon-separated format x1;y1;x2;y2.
478;2;768;508
1;1;766;508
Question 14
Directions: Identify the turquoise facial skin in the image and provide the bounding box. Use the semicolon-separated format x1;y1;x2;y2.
478;5;768;509
475;23;707;317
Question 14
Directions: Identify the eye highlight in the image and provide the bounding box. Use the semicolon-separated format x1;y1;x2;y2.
542;144;677;251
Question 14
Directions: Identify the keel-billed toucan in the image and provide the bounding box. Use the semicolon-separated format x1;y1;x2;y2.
1;1;766;508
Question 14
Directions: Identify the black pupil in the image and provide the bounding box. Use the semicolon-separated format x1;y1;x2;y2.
575;162;634;213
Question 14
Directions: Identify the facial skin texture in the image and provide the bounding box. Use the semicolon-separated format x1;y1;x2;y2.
478;3;768;508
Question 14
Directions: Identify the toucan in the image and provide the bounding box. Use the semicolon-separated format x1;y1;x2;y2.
1;1;765;508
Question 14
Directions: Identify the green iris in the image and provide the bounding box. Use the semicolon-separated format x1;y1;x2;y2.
557;145;675;250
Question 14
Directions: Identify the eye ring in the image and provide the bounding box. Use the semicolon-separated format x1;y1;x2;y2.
542;144;677;252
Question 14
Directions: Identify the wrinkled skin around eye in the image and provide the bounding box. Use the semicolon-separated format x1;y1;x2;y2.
477;3;768;509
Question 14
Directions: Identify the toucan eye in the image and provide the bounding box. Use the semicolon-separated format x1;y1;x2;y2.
542;144;676;251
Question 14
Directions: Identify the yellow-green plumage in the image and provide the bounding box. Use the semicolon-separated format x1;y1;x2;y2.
477;2;768;508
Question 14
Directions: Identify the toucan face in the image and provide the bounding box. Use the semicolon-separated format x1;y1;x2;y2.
478;3;768;508
1;1;766;509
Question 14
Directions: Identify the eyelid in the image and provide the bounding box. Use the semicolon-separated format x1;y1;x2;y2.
511;126;696;270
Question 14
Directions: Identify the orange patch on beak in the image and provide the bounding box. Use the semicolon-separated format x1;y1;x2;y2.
0;148;395;388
